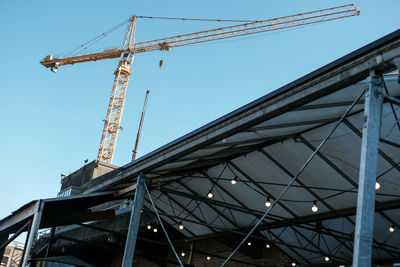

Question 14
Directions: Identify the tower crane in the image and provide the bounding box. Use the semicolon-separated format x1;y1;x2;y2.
41;4;359;164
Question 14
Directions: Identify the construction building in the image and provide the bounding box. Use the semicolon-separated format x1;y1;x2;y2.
1;27;400;266
1;241;24;267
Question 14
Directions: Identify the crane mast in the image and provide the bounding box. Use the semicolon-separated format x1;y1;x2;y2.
40;5;359;164
97;17;137;163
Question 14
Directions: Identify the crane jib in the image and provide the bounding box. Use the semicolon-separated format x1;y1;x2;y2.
40;4;359;70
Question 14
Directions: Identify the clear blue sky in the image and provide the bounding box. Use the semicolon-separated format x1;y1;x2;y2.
0;0;399;220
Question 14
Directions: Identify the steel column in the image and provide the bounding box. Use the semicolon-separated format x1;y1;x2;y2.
122;173;147;267
352;72;383;267
45;227;55;257
21;201;44;267
188;242;195;265
0;221;31;253
0;232;7;263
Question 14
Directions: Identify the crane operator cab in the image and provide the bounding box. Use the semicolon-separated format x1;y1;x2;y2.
121;52;134;63
116;52;134;75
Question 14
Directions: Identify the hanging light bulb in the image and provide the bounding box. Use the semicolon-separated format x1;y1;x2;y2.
247;241;252;246
179;222;184;230
206;256;211;261
265;197;271;208
153;228;158;233
375;181;381;190
207;190;213;198
312;201;318;213
324;256;330;262
291;262;296;267
266;244;270;248
389;225;395;232
231;176;237;185
147;224;151;230
181;252;186;257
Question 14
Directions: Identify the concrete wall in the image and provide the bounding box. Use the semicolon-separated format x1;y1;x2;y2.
59;160;119;193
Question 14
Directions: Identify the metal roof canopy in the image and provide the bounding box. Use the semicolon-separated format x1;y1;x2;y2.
1;29;400;266
0;192;116;235
87;29;400;266
0;191;118;265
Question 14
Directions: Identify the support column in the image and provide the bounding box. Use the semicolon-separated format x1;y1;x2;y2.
0;232;8;263
21;201;44;267
188;242;195;265
352;72;383;266
122;174;147;267
45;227;55;257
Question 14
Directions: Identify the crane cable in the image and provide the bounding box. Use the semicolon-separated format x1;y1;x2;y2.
136;15;259;23
61;18;131;58
60;16;259;58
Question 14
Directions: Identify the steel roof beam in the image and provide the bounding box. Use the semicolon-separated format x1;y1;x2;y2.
343;119;400;258
143;198;198;238
294;100;365;111
344;119;400;173
260;198;400;228
201;171;298;260
228;161;299;218
297;133;400;256
169;182;267;260
175;181;240;229
148;200;400;259
259;149;336;211
289;226;348;262
159;178;400;256
297;134;358;188
0;201;38;234
160;185;282;221
201;171;252;221
296;224;354;254
161;191;216;234
266;229;310;264
246;117;340;132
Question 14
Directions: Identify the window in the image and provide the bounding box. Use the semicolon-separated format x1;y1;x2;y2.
1;256;9;264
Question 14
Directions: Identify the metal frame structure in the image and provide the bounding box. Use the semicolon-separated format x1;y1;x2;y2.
96;17;137;163
122;174;146;267
352;72;384;266
1;29;400;266
40;4;359;165
40;5;359;68
87;29;400;266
